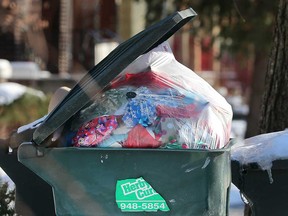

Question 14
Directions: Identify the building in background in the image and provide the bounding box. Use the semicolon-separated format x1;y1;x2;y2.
0;0;253;98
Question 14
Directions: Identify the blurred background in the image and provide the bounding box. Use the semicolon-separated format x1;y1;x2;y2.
0;0;278;139
0;0;279;215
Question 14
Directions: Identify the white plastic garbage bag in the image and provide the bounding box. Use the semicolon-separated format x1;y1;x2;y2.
70;42;233;149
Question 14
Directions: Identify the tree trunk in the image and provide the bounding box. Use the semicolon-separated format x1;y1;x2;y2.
245;1;287;215
245;49;268;138
259;0;288;133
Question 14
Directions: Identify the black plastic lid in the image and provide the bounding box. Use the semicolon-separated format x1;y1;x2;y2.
33;8;197;146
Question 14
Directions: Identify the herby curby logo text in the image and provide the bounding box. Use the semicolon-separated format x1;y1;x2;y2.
116;177;170;212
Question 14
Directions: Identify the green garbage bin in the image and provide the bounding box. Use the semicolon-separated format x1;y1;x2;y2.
17;8;232;216
19;144;231;216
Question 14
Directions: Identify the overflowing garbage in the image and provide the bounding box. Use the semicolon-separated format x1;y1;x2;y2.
1;9;233;216
61;42;233;149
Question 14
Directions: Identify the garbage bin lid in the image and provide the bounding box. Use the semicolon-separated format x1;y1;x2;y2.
33;8;197;146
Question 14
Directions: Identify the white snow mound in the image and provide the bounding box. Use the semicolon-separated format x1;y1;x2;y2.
231;130;288;170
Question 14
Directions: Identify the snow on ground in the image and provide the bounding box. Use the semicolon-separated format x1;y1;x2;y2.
0;82;26;105
229;119;246;215
230;183;244;206
0;167;6;177
229;183;245;216
0;168;14;189
231;120;247;141
0;82;46;106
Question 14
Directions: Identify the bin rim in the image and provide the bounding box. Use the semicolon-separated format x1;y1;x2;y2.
18;140;232;160
18;141;231;163
32;8;197;147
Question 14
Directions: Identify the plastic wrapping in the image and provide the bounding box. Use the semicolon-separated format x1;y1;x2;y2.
70;41;232;149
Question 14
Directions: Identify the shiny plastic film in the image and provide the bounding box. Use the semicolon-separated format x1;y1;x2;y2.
69;42;233;149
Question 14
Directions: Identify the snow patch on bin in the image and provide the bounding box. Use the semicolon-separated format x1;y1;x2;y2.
231;129;288;183
231;130;288;170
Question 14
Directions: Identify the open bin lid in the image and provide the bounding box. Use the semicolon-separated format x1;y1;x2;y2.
33;8;197;146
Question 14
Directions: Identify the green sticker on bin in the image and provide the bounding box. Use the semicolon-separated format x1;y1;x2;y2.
116;177;170;212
